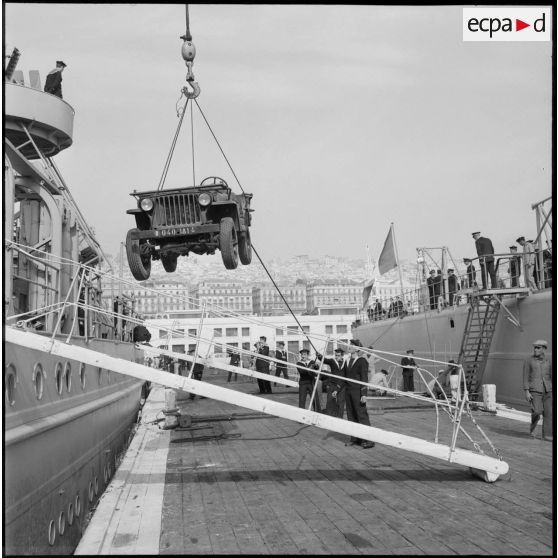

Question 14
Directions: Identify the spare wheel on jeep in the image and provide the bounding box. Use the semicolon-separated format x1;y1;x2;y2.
126;228;152;281
161;253;178;273
219;217;239;269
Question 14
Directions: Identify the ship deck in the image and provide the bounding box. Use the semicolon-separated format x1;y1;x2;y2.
75;370;554;555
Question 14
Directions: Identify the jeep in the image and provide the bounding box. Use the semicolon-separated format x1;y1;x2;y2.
125;177;253;281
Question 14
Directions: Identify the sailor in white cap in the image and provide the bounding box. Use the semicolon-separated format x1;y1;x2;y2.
523;340;552;441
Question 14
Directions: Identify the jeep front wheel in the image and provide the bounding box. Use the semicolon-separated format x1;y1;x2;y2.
238;230;252;265
126;228;151;281
219;217;239;270
161;253;178;273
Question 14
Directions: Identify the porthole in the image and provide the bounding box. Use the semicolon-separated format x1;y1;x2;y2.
94;476;99;495
55;362;63;395
58;511;65;535
75;493;81;517
5;364;17;406
48;520;56;546
88;482;94;502
67;502;74;526
80;363;86;389
64;362;72;392
34;363;44;400
103;464;109;483
98;367;103;386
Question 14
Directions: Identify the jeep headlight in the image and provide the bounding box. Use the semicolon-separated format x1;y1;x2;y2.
140;198;154;211
198;193;212;207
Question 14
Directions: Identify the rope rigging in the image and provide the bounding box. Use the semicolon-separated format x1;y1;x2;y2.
152;6;320;352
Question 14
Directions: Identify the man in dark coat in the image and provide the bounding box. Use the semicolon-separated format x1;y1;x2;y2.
44;60;66;98
435;270;444;306
317;348;346;417
187;349;205;400
472;231;496;289
523;339;552;441
508;246;522;287
296;349;321;412
463;258;477;288
447;269;459;306
371;299;384;321
426;269;437;309
227;348;240;382
254;336;272;394
400;348;416;392
344;340;374;448
274;340;288;383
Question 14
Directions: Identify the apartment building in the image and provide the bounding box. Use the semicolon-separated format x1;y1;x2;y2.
306;283;362;313
190;281;253;315
252;284;307;315
102;280;189;318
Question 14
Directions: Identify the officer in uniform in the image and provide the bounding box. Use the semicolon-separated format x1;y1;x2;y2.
472;231;496;289
44;60;66;98
344;340;374;448
296;349;321;412
274;340;288;384
316;348;347;417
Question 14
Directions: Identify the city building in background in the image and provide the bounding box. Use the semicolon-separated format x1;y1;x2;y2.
148;313;355;363
191;281;253;315
252;284;307;315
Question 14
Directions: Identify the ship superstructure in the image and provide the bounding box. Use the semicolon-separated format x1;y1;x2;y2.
4;53;145;555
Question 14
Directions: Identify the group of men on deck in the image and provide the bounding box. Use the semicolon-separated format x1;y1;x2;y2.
251;336;375;448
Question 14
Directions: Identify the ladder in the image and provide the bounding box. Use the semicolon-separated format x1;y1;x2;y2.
457;294;501;399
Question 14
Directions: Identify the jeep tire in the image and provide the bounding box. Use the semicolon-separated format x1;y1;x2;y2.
161;253;178;273
219;217;239;270
238;229;252;265
126;228;151;281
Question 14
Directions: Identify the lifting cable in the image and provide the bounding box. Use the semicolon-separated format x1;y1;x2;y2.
157;5;319;352
157;97;190;191
193;98;319;352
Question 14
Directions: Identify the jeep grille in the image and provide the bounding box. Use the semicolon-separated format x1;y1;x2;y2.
152;193;202;227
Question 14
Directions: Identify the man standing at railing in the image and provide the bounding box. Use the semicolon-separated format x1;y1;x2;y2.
401;348;416;392
472;232;496;289
516;236;538;290
447;269;460;306
344;340;374;448
508;245;522;287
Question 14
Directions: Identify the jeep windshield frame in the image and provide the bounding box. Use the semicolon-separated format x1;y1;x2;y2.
130;183;231;200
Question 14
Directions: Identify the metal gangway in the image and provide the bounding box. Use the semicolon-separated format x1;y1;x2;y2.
6;321;509;483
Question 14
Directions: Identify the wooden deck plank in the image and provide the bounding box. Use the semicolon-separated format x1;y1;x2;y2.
78;373;553;555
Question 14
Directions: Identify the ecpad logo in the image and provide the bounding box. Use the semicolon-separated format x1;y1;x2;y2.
463;8;551;41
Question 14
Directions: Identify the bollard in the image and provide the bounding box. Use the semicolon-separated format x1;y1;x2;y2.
163;388;179;429
482;384;496;412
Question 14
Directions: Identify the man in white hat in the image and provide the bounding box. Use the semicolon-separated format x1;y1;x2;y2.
523;340;552;441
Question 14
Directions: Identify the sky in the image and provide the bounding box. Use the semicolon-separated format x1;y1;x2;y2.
4;4;553;268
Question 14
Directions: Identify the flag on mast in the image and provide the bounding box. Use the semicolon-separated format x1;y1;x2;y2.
378;224;398;275
362;277;375;309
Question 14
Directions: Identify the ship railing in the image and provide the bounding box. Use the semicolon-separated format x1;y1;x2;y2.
359;251;544;325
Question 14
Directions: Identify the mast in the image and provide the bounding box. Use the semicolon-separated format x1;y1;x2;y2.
391;223;406;301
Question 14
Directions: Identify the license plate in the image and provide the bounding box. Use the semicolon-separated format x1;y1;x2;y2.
154;227;195;237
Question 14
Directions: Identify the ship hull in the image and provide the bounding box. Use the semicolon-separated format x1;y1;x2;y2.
4;336;144;555
353;289;552;411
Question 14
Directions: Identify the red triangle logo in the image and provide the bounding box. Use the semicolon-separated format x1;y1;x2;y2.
516;19;530;31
